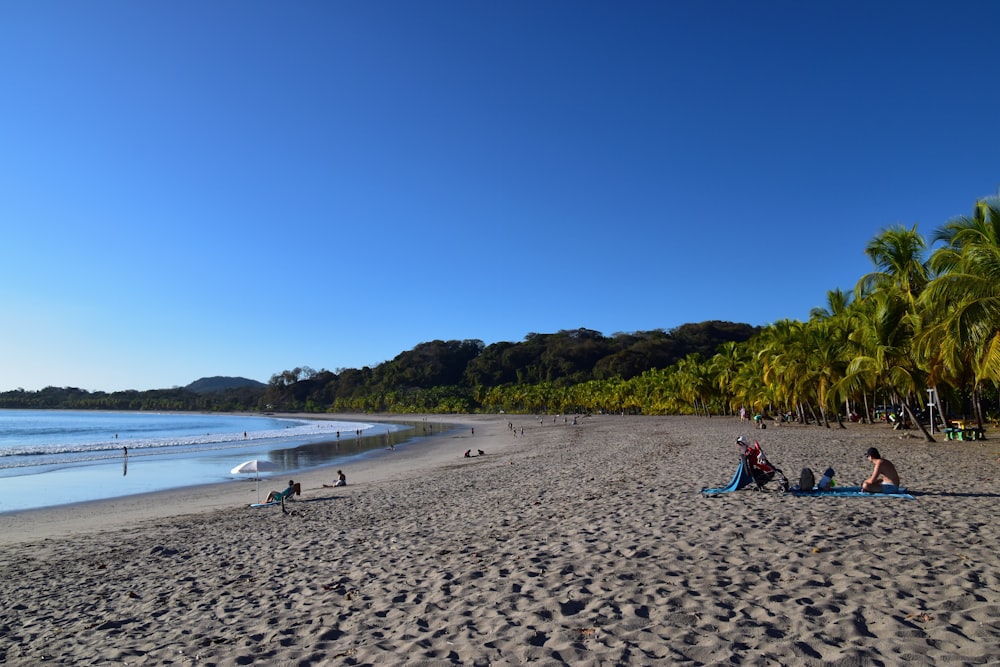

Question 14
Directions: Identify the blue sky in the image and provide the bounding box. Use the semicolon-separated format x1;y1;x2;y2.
2;1;998;392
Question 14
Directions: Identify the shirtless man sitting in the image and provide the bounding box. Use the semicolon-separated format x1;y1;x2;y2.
861;447;901;493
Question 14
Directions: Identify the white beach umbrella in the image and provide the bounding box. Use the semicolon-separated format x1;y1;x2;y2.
231;459;280;503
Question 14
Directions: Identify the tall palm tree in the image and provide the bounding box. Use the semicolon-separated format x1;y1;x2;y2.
922;198;1000;425
803;318;851;427
810;288;854;321
846;289;934;441
851;225;936;440
674;354;713;416
709;341;749;415
857;224;930;308
757;320;812;423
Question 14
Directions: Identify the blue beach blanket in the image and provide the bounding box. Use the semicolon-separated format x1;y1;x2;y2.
701;461;753;495
790;486;915;499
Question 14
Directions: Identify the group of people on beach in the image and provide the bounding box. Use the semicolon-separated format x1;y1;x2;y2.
801;447;902;493
261;432;904;507
262;469;348;504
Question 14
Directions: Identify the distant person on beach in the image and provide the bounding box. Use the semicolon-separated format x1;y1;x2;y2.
264;480;300;503
324;470;346;487
861;448;901;493
123;446;127;458
335;470;346;486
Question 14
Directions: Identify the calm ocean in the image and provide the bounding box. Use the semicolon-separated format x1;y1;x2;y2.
0;410;429;513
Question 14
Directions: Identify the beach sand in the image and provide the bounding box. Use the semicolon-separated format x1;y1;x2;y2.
1;414;998;665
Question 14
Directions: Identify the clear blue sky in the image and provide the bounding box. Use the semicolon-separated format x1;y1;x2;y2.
2;1;998;392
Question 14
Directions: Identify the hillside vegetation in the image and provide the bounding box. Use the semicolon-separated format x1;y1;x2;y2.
0;321;756;414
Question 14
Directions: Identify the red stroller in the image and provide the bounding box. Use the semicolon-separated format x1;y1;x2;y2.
702;436;789;494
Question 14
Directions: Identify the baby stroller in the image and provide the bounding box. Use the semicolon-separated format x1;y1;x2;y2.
702;436;789;495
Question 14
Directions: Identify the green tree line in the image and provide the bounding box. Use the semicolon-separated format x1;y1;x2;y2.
0;385;267;412
259;322;759;413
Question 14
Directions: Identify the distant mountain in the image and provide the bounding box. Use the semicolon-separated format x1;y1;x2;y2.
184;376;267;394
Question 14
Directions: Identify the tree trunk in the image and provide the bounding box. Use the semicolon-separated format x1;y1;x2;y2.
974;385;985;432
807;403;822;426
902;398;935;443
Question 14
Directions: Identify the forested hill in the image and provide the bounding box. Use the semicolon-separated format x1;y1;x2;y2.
185;376;266;393
265;321;759;413
0;321;758;413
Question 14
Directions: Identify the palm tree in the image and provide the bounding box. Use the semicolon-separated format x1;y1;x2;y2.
674;354;713;416
810;288;854;321
709;341;749;415
804;319;851;427
922;197;1000;426
850;225;937;440
846;289;935;441
756;320;811;422
857;223;930;308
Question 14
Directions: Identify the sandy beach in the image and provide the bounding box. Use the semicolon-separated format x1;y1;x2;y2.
1;414;998;666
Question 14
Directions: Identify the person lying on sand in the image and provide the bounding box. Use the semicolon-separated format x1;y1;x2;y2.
862;448;901;493
264;480;300;503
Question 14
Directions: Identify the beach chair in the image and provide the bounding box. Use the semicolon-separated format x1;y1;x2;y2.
253;482;301;509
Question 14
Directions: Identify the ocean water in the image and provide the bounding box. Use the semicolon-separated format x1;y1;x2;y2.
0;410;435;513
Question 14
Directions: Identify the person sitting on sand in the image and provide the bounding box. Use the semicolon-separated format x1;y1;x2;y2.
324;470;347;487
861;448;901;493
264;480;300;503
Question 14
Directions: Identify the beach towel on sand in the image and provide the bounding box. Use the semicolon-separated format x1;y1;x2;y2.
790;486;915;499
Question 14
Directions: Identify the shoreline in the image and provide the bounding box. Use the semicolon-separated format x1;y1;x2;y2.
0;413;473;545
1;414;998;665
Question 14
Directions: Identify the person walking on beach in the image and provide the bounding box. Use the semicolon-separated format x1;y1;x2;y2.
861;447;901;493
